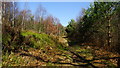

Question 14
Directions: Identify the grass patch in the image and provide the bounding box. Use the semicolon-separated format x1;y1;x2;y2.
21;30;56;49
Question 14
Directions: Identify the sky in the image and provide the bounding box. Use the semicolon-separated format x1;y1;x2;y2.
18;2;91;26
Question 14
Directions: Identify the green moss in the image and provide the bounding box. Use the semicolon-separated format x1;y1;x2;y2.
21;31;59;49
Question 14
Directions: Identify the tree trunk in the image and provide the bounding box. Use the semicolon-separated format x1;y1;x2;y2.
12;2;14;27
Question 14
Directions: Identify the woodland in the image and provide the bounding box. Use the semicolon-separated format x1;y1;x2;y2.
1;2;120;68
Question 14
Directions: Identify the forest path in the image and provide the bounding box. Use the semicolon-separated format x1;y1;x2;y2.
3;35;120;67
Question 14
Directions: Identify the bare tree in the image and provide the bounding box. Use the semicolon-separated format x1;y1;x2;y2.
35;4;47;22
35;4;47;33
